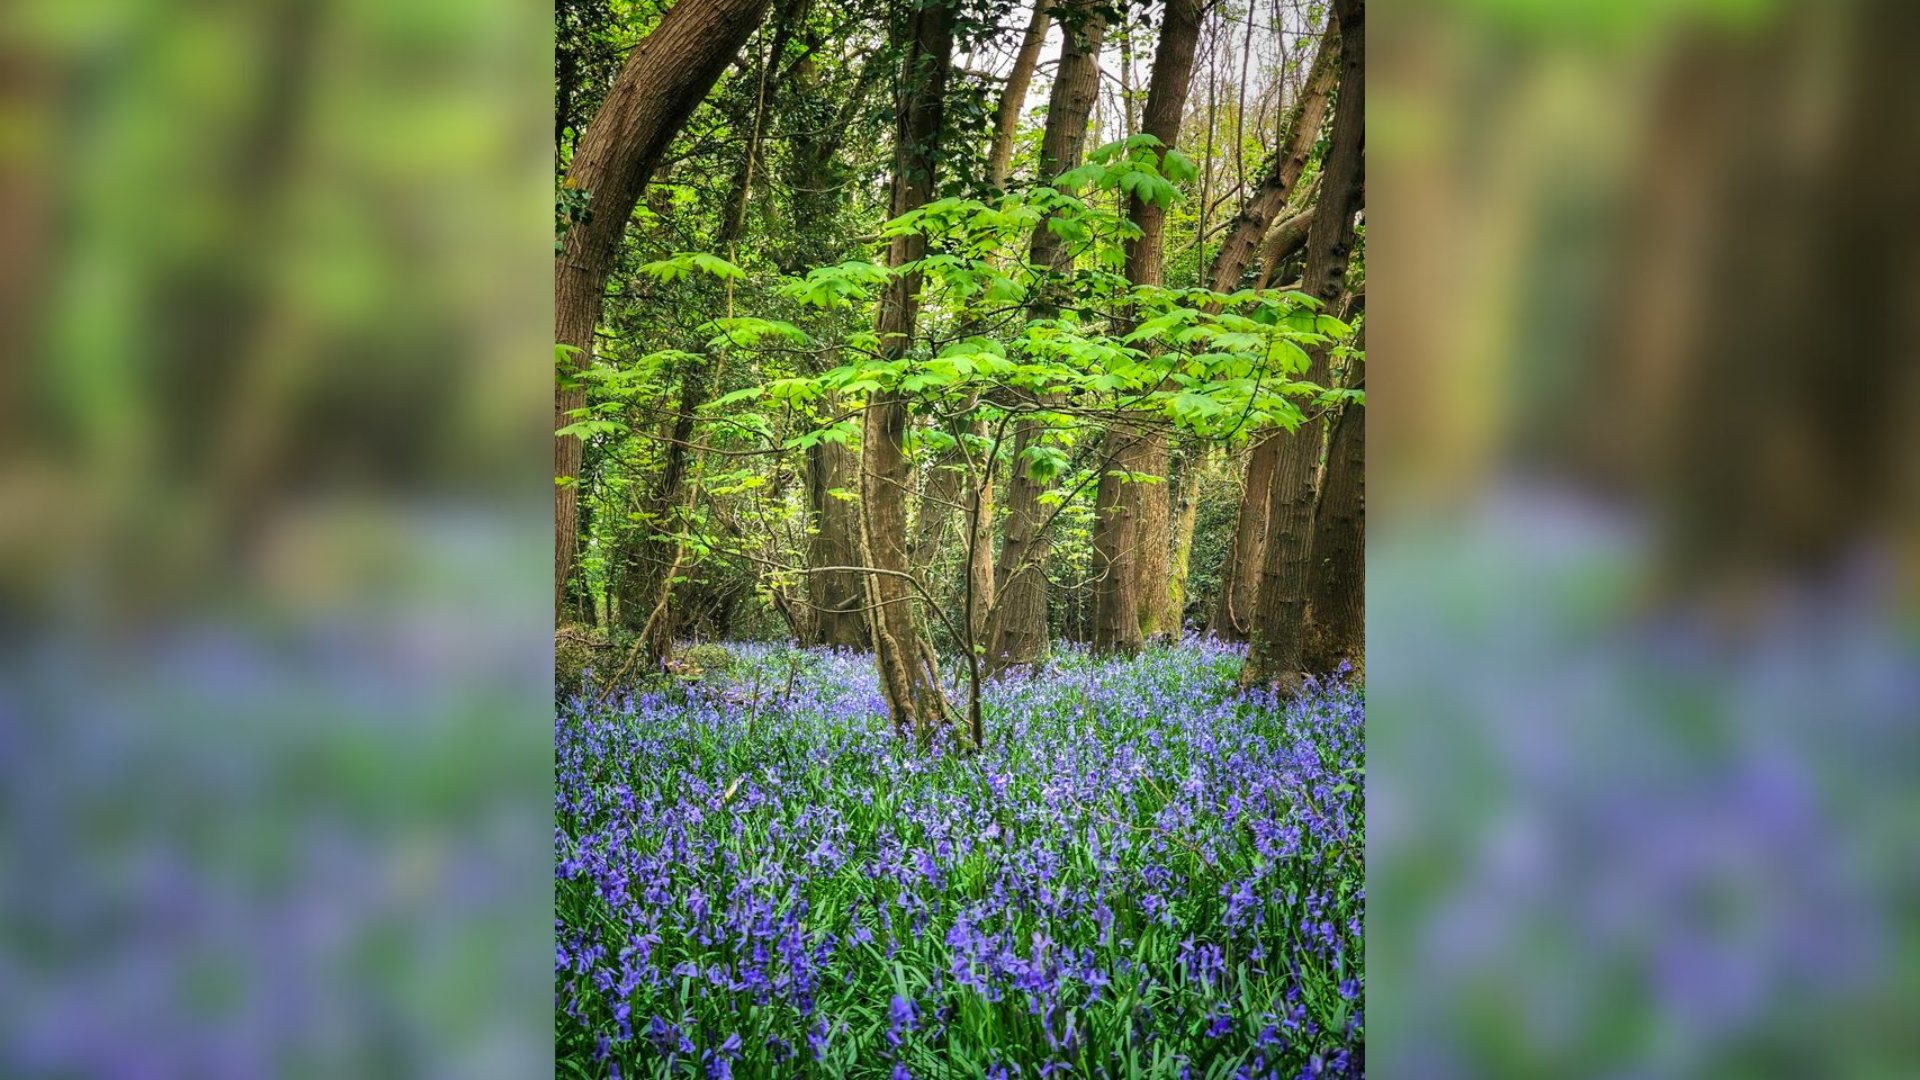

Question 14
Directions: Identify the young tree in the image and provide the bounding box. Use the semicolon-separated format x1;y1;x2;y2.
985;0;1108;674
986;4;1054;191
556;0;775;617
1243;0;1364;692
1091;0;1204;654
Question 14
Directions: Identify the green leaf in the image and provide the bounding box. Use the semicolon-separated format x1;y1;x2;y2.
1161;148;1198;184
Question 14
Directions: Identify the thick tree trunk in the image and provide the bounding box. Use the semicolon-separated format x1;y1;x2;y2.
863;0;957;738
984;0;1107;674
555;0;773;617
1303;329;1365;679
1203;14;1338;294
806;408;869;647
986;5;1052;191
1207;432;1279;640
1243;0;1365;693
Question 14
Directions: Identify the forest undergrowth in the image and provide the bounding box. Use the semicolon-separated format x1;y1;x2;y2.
556;640;1363;1079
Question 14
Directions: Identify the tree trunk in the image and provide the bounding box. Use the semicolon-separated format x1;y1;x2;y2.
984;0;1107;674
616;5;799;659
1243;0;1364;693
863;0;958;738
1163;441;1206;635
1207;432;1279;640
1203;13;1338;294
1256;203;1317;289
1303;326;1365;679
555;0;774;618
965;437;996;644
806;404;869;647
986;5;1052;191
1092;0;1203;655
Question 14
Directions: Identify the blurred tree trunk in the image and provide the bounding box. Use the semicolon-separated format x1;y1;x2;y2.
986;5;1052;190
556;0;774;619
1303;322;1365;679
985;0;1107;674
1092;0;1203;655
1244;0;1364;693
863;0;957;738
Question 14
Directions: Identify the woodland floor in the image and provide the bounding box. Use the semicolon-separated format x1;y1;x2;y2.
556;640;1364;1079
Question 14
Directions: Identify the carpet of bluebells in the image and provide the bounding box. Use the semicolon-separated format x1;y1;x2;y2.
556;638;1364;1079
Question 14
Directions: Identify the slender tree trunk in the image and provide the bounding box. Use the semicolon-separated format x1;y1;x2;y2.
1203;12;1337;294
1244;0;1364;693
966;437;996;644
985;0;1107;674
1092;0;1203;655
618;7;797;660
1303;323;1365;678
1207;432;1278;639
863;0;957;738
987;6;1053;190
555;0;774;618
1163;441;1206;635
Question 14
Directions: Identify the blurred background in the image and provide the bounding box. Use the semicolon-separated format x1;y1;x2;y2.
0;0;552;1076
1368;0;1920;1076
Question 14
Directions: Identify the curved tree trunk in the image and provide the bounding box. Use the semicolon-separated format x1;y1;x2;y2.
1256;203;1317;289
985;0;1107;674
1243;0;1365;693
863;0;958;738
1092;0;1204;655
555;0;774;618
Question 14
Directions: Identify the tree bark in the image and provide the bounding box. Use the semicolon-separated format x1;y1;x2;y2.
1243;0;1365;693
1256;203;1317;289
986;5;1053;191
1207;432;1279;640
1203;13;1338;294
863;0;957;738
806;403;869;647
1163;441;1207;635
1092;0;1203;655
1302;324;1365;679
984;0;1107;674
555;0;774;618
